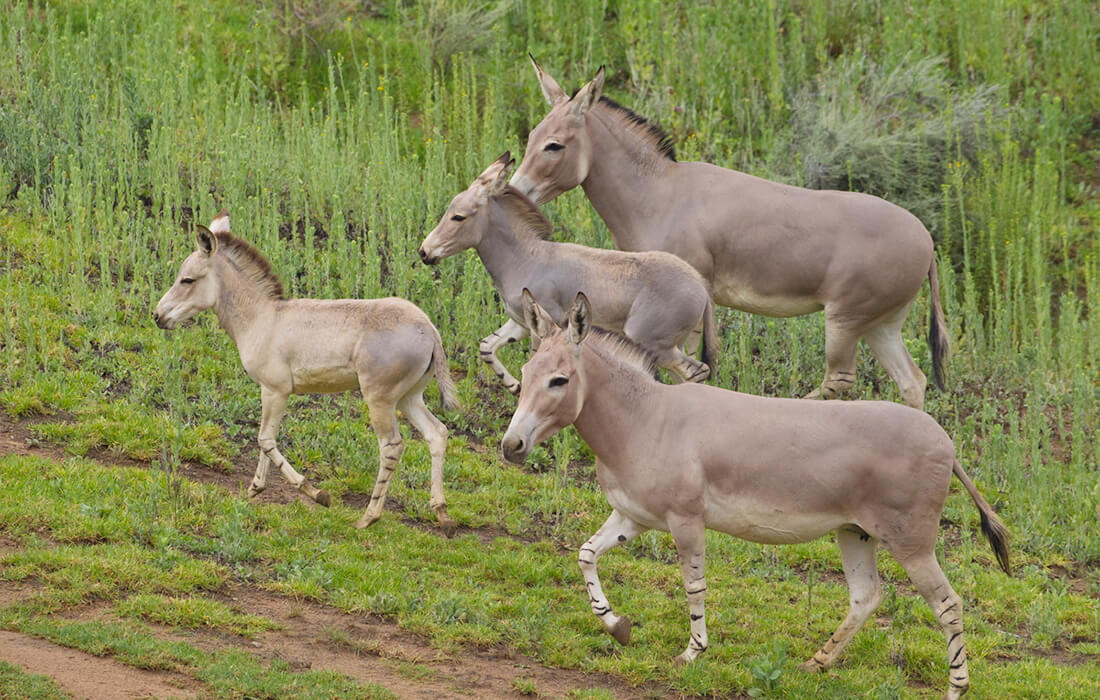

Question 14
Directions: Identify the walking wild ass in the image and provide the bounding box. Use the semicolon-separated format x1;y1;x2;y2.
155;210;460;535
419;152;718;392
501;290;1009;700
511;59;950;410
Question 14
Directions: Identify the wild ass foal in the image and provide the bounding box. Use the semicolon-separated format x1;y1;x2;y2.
419;152;718;392
155;211;460;535
511;59;950;410
501;291;1009;700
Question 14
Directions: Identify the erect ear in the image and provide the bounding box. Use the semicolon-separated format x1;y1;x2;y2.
487;152;516;196
522;288;558;342
208;208;231;234
568;66;605;123
529;54;566;106
195;224;218;257
476;151;512;188
567;291;592;347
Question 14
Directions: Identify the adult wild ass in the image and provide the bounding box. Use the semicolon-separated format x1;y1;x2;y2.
419;152;718;392
155;210;461;535
511;59;950;410
501;290;1009;700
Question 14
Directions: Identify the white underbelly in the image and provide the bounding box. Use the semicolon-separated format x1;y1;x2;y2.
704;496;840;545
713;280;821;318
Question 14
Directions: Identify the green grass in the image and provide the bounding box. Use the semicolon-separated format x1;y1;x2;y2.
0;660;75;700
0;0;1097;697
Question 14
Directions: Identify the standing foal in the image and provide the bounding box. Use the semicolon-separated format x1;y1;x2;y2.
155;210;460;534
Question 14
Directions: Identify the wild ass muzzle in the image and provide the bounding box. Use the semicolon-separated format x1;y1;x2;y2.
511;58;950;410
154;210;461;536
419;151;718;392
501;290;1009;700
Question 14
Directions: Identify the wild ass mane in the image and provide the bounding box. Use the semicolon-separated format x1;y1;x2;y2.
594;95;677;162
585;326;660;379
214;231;285;299
495;186;554;240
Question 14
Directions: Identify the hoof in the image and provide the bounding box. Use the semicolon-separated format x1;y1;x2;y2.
799;659;827;673
802;388;823;400
354;514;380;530
314;490;331;508
246;485;265;499
506;383;521;396
436;515;458;538
609;616;631;646
673;651;695;666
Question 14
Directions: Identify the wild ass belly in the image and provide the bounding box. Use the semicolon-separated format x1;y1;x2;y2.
712;278;822;318
290;366;360;394
703;493;842;545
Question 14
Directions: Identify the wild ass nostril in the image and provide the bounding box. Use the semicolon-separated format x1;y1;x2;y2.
152;311;160;323
418;246;429;263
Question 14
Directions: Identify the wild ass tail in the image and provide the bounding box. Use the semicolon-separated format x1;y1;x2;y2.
953;459;1011;575
927;256;950;391
431;331;461;412
698;296;720;373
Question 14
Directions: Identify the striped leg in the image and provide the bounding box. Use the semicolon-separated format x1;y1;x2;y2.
654;347;711;384
479;319;529;395
579;510;647;645
355;401;403;529
802;527;882;671
254;387;330;506
901;553;970;700
805;311;859;401
398;392;456;537
668;515;708;663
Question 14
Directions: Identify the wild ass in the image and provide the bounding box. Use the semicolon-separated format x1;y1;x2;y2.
501;290;1009;700
154;210;460;535
511;59;950;410
419;152;718;392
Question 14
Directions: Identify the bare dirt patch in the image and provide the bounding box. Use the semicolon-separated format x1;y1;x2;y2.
0;629;200;699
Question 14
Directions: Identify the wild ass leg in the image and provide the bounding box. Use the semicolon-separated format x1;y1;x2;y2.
579;510;647;645
253;387;330;506
355;399;403;529
652;347;710;383
805;312;859;401
398;392;457;537
802;527;883;671
669;515;708;664
479;319;529;395
863;304;927;410
898;552;971;700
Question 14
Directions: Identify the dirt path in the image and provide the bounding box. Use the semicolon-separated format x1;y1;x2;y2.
0;628;200;699
0;415;651;699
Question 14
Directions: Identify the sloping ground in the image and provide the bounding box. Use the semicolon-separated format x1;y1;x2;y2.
0;415;654;700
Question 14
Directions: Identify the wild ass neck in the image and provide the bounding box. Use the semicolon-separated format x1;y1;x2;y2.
474;198;550;304
211;256;277;347
569;343;659;465
581;105;675;250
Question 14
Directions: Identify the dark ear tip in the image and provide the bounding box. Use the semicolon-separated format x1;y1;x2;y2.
216;207;229;218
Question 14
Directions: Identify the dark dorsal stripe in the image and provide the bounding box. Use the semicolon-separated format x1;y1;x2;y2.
495;186;554;240
596;95;677;162
215;231;285;299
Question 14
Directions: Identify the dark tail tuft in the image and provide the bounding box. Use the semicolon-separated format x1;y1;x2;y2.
953;459;1010;575
698;297;720;376
927;256;950;391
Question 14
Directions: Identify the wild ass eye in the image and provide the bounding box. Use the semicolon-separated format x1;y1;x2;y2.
548;376;569;388
180;278;195;285
450;214;466;222
544;142;564;152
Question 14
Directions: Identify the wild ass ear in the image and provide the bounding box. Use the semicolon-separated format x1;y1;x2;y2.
476;151;512;187
208;208;231;234
568;66;605;123
195;224;218;257
529;54;567;106
522;288;558;342
567;292;592;347
487;153;516;196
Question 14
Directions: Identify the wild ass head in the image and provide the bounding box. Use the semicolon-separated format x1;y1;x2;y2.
500;290;591;464
153;211;232;329
418;152;515;265
510;57;604;205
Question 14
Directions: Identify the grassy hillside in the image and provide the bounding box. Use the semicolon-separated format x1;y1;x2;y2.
0;1;1097;697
